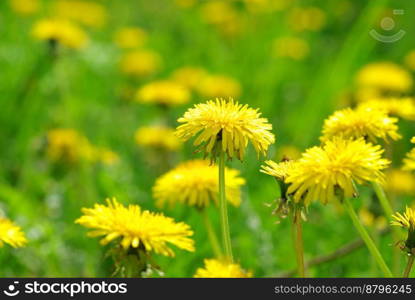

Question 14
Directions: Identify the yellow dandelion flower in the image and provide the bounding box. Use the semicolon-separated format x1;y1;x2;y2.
385;170;415;196
196;75;242;99
94;148;119;166
153;160;245;208
356;62;413;94
404;50;415;71
75;198;195;256
136;80;190;106
321;107;401;143
286;138;389;205
119;50;162;78
260;160;296;181
114;27;148;49
200;1;238;26
171;66;207;90
272;36;309;60
135;126;182;151
46;129;93;163
32;18;88;49
358;98;415;121
194;259;252;278
403;148;415;172
53;0;107;28
176;98;275;161
287;7;326;32
0;218;27;248
9;0;39;15
392;207;415;230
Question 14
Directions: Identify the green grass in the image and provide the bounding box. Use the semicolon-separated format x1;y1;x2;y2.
0;0;414;277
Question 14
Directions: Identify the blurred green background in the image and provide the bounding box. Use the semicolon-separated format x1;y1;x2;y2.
0;0;414;277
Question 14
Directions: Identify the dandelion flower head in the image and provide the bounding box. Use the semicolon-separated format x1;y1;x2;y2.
358;98;415;121
194;259;252;278
10;0;39;15
135;126;182;151
153;160;245;208
32;18;88;49
321;107;401;143
285;138;389;205
196;75;242;99
176;98;275;161
136;80;190;106
53;0;108;28
114;27;148;49
0;218;27;248
403;137;415;172
75;198;195;256
119;50;161;77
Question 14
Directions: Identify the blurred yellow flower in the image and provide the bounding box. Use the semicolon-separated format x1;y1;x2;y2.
135;126;182;151
153;160;245;208
200;1;237;26
119;50;162;77
286;138;389;205
359;208;387;230
194;259;252;278
261;160;295;181
47;129;117;165
287;7;326;32
47;129;92;163
358;98;415;121
171;66;207;90
53;0;108;28
0;218;27;248
176;98;275;161
385;170;415;196
356;62;413;95
196;75;242;99
114;27;148;49
321;107;401;143
272;36;310;60
136;80;190;106
32;18;88;49
9;0;39;15
404;50;415;71
403;137;415;172
76;198;195;256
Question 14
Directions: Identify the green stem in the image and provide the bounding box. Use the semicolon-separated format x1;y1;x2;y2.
200;209;223;258
218;150;233;262
343;196;393;277
293;209;305;277
372;181;401;275
403;255;414;278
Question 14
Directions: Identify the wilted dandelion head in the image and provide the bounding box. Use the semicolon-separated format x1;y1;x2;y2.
196;75;241;99
321;107;401;143
119;50;161;77
261;160;296;182
286;138;389;205
194;259;252;278
403;139;415;172
171;66;207;90
358;98;415;121
176;98;275;161
136;80;190;106
52;0;107;28
356;62;413;94
10;0;39;15
135;126;182;151
114;27;148;49
0;218;27;248
32;18;88;49
153;160;245;208
272;36;310;60
75;198;195;257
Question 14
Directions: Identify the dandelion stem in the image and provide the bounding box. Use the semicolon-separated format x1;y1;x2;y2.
293;209;305;277
372;181;401;276
343;196;393;277
403;255;414;278
200;209;223;258
218;150;233;262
